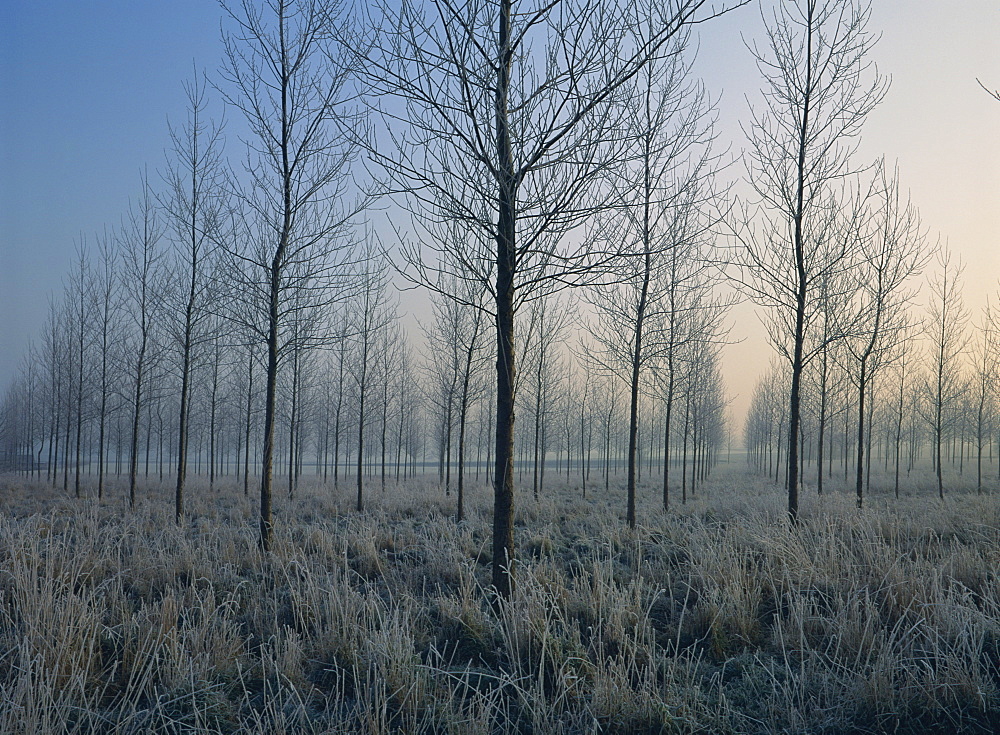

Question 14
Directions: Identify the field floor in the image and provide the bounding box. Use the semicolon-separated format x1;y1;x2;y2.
2;464;1000;733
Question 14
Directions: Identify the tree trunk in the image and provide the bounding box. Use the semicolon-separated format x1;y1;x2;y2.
259;284;280;551
244;350;253;497
491;0;517;601
128;336;147;509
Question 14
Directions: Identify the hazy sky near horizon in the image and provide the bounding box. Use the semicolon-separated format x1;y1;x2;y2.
1;1;998;424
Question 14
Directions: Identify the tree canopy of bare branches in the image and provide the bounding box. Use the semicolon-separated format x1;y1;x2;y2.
367;0;742;598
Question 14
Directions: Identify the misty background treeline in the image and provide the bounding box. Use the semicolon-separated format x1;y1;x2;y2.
0;197;729;509
0;0;997;596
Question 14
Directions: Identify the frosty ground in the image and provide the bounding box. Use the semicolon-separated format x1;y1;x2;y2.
1;464;999;734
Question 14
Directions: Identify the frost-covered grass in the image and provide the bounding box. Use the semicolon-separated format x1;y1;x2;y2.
1;463;999;733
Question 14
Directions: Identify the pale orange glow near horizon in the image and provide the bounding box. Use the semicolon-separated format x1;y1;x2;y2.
693;0;1000;435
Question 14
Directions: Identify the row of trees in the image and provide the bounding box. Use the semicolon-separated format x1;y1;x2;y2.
0;261;730;506
24;0;740;602
7;0;982;592
744;248;999;506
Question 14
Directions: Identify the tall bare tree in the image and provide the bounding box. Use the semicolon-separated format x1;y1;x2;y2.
425;269;489;520
923;247;969;500
40;297;65;486
806;259;850;496
889;318;917;499
524;294;573;502
93;230;121;500
350;249;394;512
219;0;367;550
370;0;740;598
67;243;92;499
120;173;164;509
162;70;228;522
733;0;888;522
588;7;719;526
843;164;928;508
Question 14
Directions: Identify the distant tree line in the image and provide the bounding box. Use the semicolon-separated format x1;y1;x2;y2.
744;246;1000;504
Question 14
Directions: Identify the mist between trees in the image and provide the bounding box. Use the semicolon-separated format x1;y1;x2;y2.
1;0;997;605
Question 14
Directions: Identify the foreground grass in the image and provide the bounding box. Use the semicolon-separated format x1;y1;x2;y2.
1;466;999;733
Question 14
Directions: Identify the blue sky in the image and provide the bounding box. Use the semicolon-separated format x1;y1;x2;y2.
1;1;222;384
2;1;999;414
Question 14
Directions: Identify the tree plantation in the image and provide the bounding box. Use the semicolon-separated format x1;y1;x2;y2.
2;0;999;732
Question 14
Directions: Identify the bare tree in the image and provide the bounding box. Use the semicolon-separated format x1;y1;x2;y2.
281;288;323;500
889;317;918;499
349;249;394;512
0;366;33;474
805;259;850;496
205;322;232;492
162;70;228;522
66;243;92;499
922;247;969;500
425;270;490;520
524;294;573;502
971;304;998;494
374;319;403;491
745;359;791;484
93;231;121;500
40;297;66;486
241;340;260;496
423;286;463;496
327;308;350;488
843;164;928;508
684;338;727;492
369;0;740;598
392;343;418;483
119;173;165;509
583;15;719;525
219;0;367;550
732;0;888;522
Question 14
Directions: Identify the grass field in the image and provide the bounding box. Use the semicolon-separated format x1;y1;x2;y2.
1;464;999;733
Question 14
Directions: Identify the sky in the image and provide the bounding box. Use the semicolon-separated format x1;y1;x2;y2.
1;1;998;427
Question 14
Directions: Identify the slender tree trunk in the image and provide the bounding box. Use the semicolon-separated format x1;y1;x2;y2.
682;391;690;504
97;366;108;499
816;350;827;496
977;404;984;495
533;353;542;501
936;365;944;500
259;271;281;551
356;361;368;513
63;375;71;493
580;388;587;497
48;366;57;485
288;344;299;499
244;350;253;497
395;385;405;482
144;399;153;479
854;360;868;510
211;346;220;493
175;283;196;517
334;353;343;489
457;386;470;523
128;332;148;509
626;252;650;528
380;373;388;491
784;7;816;524
74;310;84;499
